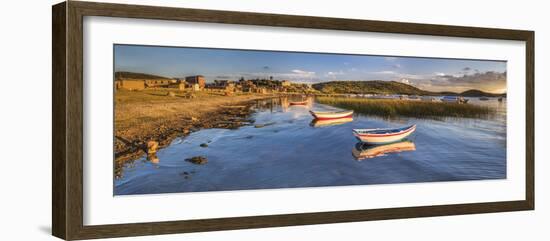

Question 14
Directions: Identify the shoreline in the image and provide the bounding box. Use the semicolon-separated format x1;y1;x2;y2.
114;90;281;178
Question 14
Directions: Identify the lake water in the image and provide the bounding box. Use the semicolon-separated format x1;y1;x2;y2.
114;97;506;195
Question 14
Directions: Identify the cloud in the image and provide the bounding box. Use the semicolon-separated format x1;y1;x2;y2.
325;70;345;79
292;69;313;74
327;70;344;75
372;70;397;75
412;71;507;93
290;69;316;77
398;78;411;85
392;64;402;69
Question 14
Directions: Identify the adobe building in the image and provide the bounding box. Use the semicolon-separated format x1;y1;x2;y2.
144;79;171;88
185;75;206;89
115;79;145;90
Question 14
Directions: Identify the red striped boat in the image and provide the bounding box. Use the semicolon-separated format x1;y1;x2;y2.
353;124;416;145
309;110;354;120
289;101;308;106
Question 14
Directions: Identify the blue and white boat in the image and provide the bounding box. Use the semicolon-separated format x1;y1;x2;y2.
440;96;469;103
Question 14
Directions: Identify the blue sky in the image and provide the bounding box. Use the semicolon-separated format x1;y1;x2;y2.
115;44;507;93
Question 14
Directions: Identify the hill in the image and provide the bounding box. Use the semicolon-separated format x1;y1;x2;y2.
459;89;505;97
312;80;431;95
115;71;172;80
312;80;504;97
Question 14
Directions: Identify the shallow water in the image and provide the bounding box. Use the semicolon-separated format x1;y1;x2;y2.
114;96;506;195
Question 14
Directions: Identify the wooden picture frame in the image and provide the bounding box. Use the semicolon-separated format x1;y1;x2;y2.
52;1;534;240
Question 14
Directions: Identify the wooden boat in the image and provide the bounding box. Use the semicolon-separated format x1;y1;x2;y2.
352;140;416;160
441;96;469;104
310;117;353;127
420;96;437;102
289;100;308;106
353;124;416;145
309;110;354;120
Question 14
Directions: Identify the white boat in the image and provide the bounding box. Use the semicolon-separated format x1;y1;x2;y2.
353;124;416;145
309;110;354;120
441;96;469;104
352;140;416;160
421;96;437;102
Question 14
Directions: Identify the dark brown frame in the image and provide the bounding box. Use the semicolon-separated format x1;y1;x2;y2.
52;1;535;240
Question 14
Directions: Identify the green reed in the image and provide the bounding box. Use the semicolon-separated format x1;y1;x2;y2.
315;97;494;119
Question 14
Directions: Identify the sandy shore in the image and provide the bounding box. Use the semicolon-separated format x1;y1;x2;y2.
114;89;274;177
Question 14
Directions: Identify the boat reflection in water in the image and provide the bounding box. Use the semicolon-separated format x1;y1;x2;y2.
352;139;416;160
310;117;353;128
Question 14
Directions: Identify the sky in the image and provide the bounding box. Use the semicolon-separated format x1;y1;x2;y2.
114;44;507;94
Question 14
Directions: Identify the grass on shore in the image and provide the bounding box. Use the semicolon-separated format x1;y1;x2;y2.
316;97;494;119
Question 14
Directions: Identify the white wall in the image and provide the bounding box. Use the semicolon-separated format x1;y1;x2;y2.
0;0;547;240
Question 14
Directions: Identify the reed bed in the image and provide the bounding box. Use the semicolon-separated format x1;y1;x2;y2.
316;97;494;119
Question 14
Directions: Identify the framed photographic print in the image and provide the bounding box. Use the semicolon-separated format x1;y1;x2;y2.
52;1;534;240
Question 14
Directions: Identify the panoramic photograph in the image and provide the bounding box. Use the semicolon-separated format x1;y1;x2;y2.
113;44;507;195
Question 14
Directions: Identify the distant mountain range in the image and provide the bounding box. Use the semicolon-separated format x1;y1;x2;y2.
312;80;505;97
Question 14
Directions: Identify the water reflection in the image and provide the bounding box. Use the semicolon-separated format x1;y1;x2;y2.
146;153;160;164
253;96;314;113
310;117;354;127
352;140;416;160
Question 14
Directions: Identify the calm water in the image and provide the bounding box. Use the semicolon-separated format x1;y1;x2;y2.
114;97;506;195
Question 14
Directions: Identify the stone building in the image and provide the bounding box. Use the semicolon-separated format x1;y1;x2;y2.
115;79;145;90
185;75;206;89
144;79;171;88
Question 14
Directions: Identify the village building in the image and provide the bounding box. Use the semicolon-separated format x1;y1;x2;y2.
238;80;257;93
191;83;201;91
206;80;237;92
115;79;145;90
281;80;291;87
144;79;171;88
185;75;206;89
256;87;268;94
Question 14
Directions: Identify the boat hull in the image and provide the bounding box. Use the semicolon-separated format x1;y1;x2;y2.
310;110;354;120
353;125;416;145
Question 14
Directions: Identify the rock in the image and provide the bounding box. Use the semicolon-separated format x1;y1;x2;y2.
147;153;159;164
147;141;158;154
186;156;208;165
200;143;208;148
